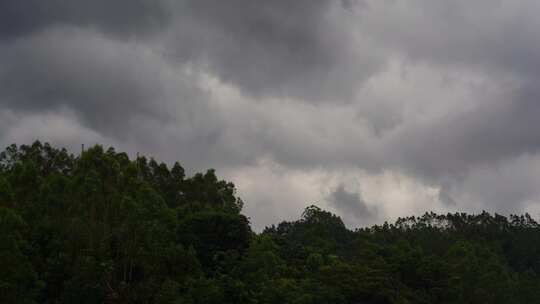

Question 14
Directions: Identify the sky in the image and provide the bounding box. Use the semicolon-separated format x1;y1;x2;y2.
2;0;540;230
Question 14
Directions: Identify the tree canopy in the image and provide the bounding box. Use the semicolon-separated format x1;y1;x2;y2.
2;141;540;303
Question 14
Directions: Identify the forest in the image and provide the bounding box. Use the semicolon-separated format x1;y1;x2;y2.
2;141;540;304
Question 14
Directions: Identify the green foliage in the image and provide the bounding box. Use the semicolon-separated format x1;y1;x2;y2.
2;141;540;303
0;207;39;304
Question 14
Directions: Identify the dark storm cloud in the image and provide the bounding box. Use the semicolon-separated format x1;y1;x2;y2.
0;0;172;40
328;183;377;223
0;0;380;139
1;0;380;103
168;0;380;101
0;27;207;138
361;0;540;78
386;84;540;180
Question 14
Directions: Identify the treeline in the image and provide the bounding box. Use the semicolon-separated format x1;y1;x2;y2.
1;142;540;303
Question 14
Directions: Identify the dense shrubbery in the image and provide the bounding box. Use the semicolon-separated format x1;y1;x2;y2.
2;141;540;303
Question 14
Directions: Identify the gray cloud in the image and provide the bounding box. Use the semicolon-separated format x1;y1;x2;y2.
384;85;540;180
2;1;380;103
2;0;540;227
328;183;378;226
455;154;540;214
361;0;540;78
0;0;172;40
166;0;381;101
0;27;207;139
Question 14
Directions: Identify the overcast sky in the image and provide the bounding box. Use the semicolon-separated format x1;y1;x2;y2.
2;0;540;230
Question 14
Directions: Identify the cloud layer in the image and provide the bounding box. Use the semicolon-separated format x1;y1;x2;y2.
2;0;540;230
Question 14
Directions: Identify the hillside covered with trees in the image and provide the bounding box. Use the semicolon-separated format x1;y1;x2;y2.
2;142;540;303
